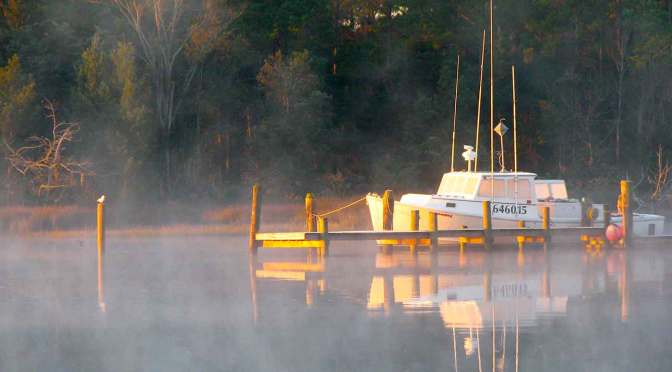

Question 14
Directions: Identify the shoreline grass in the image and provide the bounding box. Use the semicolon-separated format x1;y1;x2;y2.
1;196;373;238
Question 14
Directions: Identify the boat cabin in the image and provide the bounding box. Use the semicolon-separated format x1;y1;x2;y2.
436;172;537;202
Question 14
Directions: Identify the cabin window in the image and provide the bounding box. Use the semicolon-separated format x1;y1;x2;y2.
437;174;479;196
478;177;532;199
463;176;478;195
478;178;506;198
507;179;532;200
550;183;568;199
535;183;550;200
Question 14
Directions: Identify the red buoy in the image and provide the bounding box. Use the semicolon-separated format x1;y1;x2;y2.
605;224;623;243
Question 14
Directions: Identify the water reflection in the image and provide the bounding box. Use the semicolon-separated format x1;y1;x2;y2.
248;242;670;371
249;248;327;322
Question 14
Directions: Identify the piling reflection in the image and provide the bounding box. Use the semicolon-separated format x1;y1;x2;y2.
97;239;106;313
248;248;327;322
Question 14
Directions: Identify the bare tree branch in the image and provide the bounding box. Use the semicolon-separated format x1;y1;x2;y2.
4;100;93;201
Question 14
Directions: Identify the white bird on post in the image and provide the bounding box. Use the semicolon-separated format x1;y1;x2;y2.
97;195;105;204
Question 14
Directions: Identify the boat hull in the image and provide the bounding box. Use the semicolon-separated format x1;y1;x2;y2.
366;194;665;240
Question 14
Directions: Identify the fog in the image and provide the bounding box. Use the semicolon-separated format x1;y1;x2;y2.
0;236;670;371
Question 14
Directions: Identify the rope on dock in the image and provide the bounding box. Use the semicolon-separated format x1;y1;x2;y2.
313;196;367;218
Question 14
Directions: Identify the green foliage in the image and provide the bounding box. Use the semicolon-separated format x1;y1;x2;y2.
0;54;35;141
255;50;333;194
76;33;111;107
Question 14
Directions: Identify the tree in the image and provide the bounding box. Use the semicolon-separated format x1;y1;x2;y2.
0;54;36;142
256;50;332;194
102;0;236;193
5;100;92;201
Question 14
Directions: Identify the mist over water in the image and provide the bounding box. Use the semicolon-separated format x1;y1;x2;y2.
0;236;670;371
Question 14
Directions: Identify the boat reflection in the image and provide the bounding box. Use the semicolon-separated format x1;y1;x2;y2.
248;244;664;323
246;243;669;370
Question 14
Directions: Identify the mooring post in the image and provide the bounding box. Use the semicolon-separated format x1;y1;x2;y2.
96;196;106;312
409;210;419;253
542;206;551;243
305;192;315;232
482;201;492;250
517;220;525;249
382;190;394;230
248;184;261;254
97;197;105;254
318;217;329;257
620;180;632;244
428;211;438;253
381;190;394;254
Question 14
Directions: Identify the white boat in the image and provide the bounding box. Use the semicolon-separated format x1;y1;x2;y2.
366;170;665;238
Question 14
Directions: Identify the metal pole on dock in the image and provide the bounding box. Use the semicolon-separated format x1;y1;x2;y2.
248;184;261;254
305;193;315;232
318;217;329;257
620;180;632;244
482;201;492;250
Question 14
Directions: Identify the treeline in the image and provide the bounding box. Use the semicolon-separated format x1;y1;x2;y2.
1;0;672;205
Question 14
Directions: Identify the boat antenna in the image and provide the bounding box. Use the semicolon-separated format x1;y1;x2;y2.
489;0;495;199
512;65;518;174
450;54;461;172
475;29;485;172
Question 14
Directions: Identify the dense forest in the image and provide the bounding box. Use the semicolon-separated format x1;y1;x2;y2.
1;0;672;206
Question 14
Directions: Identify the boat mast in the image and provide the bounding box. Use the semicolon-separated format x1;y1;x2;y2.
450;54;461;172
512;65;519;203
489;0;495;198
512;65;518;174
475;30;486;172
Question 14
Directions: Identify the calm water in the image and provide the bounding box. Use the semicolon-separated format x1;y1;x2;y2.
1;236;671;371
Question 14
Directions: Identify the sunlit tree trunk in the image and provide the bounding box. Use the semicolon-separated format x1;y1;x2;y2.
108;0;201;194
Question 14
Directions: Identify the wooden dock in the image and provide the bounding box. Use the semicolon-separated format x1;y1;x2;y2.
246;184;621;256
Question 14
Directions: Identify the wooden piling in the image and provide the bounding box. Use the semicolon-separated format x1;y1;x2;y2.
516;220;525;249
382;190;394;230
482;201;492;249
428;212;438;252
97;197;106;312
542;206;551;242
97;198;105;254
620;180;632;243
409;210;419;252
580;198;589;227
305;192;315;232
248;184;261;254
318;217;329;257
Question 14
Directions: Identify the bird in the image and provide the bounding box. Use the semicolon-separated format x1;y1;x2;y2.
97;195;105;204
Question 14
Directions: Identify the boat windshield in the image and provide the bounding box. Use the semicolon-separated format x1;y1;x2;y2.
535;180;568;200
477;177;533;200
437;173;479;197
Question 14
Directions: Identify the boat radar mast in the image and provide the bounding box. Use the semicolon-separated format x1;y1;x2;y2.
462;145;477;172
